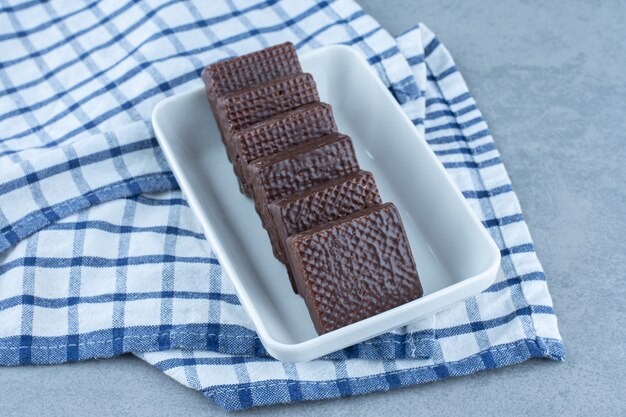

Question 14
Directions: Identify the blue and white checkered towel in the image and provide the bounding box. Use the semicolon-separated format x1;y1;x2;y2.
0;0;564;410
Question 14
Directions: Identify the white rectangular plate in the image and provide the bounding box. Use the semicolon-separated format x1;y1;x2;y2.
152;45;500;362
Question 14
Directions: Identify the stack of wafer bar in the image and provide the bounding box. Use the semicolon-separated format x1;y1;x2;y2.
202;42;423;334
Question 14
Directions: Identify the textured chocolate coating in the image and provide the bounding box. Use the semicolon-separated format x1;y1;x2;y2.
248;133;359;204
268;170;382;273
202;42;303;172
215;73;319;148
201;42;301;100
248;133;360;261
232;102;337;194
285;203;423;335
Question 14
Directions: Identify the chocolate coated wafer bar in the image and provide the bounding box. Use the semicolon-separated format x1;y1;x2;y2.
215;73;319;157
268;170;382;272
201;42;301;101
248;133;359;261
285;203;423;334
232;102;337;194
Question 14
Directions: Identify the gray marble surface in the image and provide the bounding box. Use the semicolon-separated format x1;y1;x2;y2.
1;1;624;415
